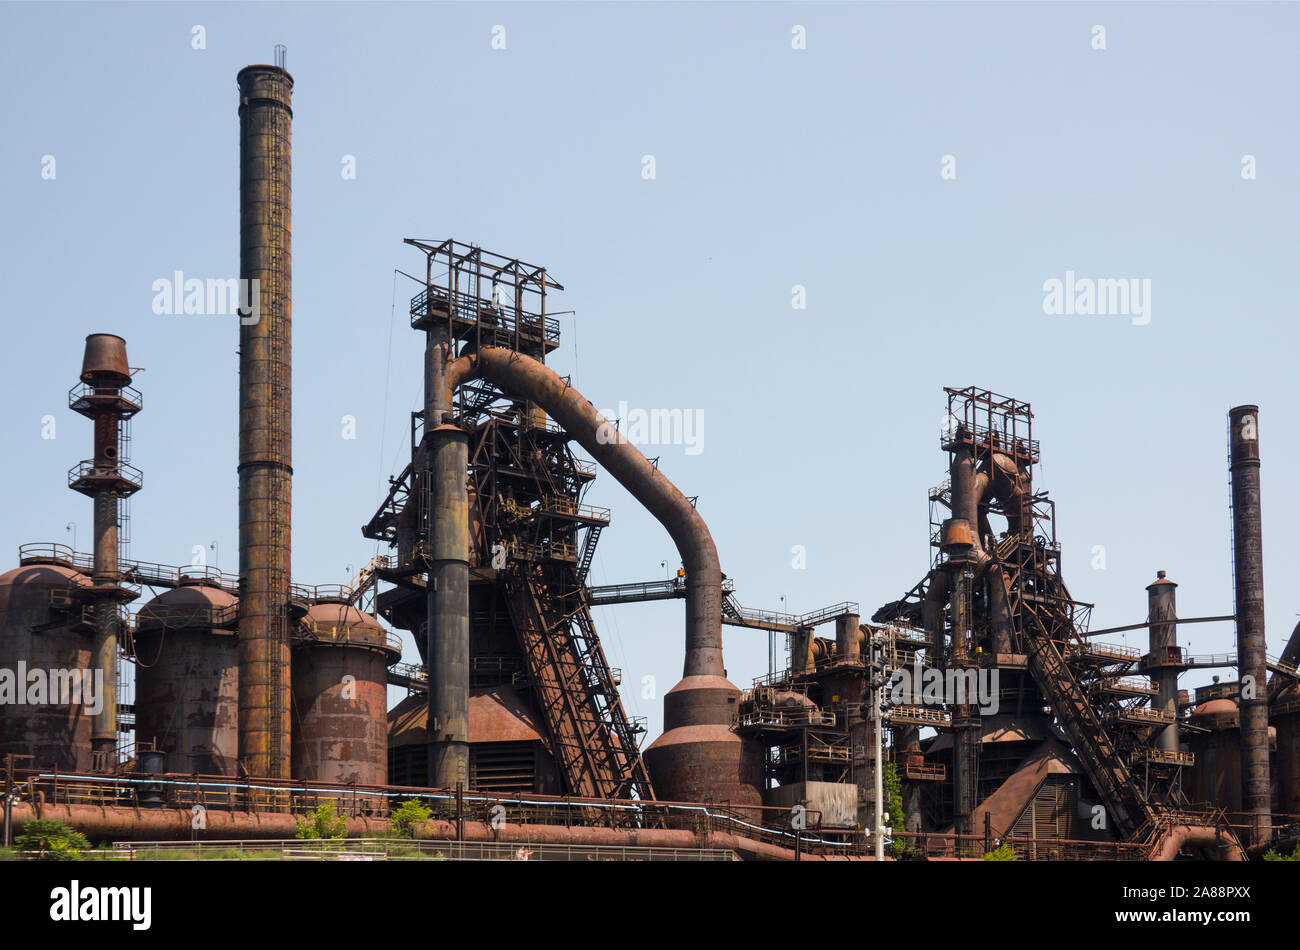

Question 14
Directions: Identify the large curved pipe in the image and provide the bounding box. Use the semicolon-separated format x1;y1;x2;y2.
1148;824;1246;862
948;441;1021;655
444;345;724;678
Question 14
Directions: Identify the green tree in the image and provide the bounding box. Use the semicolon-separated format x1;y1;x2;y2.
1263;845;1300;861
14;819;90;861
884;761;908;858
982;842;1016;861
295;801;347;840
389;799;432;838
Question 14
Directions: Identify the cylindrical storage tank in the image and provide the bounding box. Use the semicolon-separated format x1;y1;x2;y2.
835;613;861;662
643;675;764;810
1186;697;1241;814
1273;683;1300;820
133;579;239;775
0;559;94;771
291;602;400;786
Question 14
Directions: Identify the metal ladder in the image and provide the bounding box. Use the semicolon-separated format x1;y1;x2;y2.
503;567;652;800
575;525;602;584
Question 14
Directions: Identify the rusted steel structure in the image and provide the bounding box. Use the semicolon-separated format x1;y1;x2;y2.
0;554;94;771
370;241;659;801
68;333;142;767
133;579;240;775
291;601;401;786
1227;405;1271;846
1186;685;1242;814
6;60;1296;860
1274;680;1300;820
871;389;1201;847
236;59;294;779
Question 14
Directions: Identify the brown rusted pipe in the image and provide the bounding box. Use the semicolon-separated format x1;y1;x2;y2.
6;803;872;860
1148;824;1246;862
445;346;724;678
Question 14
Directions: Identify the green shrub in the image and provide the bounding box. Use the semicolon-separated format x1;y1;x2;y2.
295;801;347;840
884;761;908;859
14;819;90;861
982;842;1016;861
389;799;432;838
1263;845;1300;861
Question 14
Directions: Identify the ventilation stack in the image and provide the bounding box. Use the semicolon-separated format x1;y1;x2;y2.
68;333;142;767
1145;572;1180;755
236;57;293;779
1228;405;1271;846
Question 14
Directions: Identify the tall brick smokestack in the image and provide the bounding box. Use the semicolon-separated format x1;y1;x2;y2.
1228;405;1271;846
236;60;293;778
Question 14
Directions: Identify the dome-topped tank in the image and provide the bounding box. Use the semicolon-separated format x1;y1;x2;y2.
1187;694;1241;813
291;601;400;786
133;577;239;775
1273;683;1300;818
0;557;94;770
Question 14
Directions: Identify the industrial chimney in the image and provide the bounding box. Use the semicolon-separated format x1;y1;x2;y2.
68;333;142;767
236;56;293;779
1228;405;1271;845
1145;571;1181;756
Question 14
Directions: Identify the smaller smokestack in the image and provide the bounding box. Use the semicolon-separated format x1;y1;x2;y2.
835;613;861;662
1228;405;1271;846
68;334;142;768
1146;571;1180;755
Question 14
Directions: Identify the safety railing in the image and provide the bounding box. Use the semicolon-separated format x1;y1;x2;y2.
1184;652;1237;669
1068;641;1142;663
539;495;611;524
409;286;561;344
733;707;837;730
110;837;738;862
799;601;860;627
136;603;239;630
68;381;143;415
886;705;952;726
1129;748;1195;767
1094;676;1158;696
296;619;402;655
1104;707;1174;726
67;459;143;491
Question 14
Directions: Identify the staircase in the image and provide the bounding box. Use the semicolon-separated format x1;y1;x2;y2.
1023;616;1154;838
575;525;602;584
503;566;653;800
996;533;1157;839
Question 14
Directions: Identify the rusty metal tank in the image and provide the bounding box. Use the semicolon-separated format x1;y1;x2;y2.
133;577;239;775
291;601;400;785
0;554;94;771
1273;682;1300;819
1187;695;1241;813
644;675;764;808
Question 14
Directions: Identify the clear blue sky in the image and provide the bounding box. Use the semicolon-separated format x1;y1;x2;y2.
2;2;1298;743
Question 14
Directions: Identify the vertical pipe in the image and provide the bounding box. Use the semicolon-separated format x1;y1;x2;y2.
425;329;469;787
1146;572;1179;754
835;613;861;662
72;333;139;765
236;64;293;779
89;489;118;757
872;680;884;861
1228;404;1271;845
